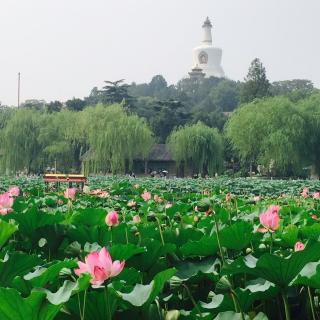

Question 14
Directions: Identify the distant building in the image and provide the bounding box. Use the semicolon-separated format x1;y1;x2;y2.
190;17;225;79
133;144;196;177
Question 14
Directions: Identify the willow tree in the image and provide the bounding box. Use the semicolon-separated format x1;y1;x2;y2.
167;122;224;176
38;110;86;172
81;103;154;174
224;96;307;175
2;108;43;174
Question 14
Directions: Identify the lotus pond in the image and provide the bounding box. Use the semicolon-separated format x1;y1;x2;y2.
0;176;320;320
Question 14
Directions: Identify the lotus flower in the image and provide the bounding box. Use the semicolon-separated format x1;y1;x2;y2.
257;205;280;233
91;189;102;195
105;211;119;227
64;188;76;200
294;241;305;252
313;192;320;199
165;203;172;209
141;191;151;201
98;191;110;198
0;192;14;215
311;214;318;220
8;186;20;197
74;247;125;285
301;187;309;198
225;193;231;202
154;194;163;203
127;200;136;207
132;215;141;224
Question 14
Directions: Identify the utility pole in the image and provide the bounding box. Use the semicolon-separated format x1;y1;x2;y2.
17;72;21;108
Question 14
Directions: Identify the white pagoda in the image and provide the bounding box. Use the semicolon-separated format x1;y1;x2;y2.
189;17;225;79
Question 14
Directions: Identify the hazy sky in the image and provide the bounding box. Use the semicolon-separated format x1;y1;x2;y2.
1;0;320;106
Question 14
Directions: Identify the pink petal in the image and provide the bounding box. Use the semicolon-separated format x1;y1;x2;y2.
85;252;99;274
98;247;112;270
110;260;125;277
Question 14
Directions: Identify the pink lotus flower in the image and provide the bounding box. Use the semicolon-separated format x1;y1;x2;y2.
8;186;20;197
127;200;136;207
225;193;231;202
301;187;309;198
294;241;305;252
132;215;141;224
0;192;14;215
91;189;102;195
105;211;119;227
141;191;151;201
311;214;318;220
74;247;125;285
98;191;109;198
154;194;163;203
165;203;172;209
313;192;320;199
64;188;76;200
257;205;280;233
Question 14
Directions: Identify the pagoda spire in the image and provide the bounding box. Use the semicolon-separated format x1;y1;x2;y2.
202;17;213;44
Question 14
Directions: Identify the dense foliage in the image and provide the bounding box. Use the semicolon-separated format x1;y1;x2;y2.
0;176;320;319
225;93;320;176
0;104;153;175
0;58;319;177
167;122;224;176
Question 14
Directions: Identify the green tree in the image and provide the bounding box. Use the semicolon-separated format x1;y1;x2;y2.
149;100;191;143
271;79;316;102
240;58;271;103
101;79;135;108
297;93;320;176
65;98;86;111
81;104;153;174
224;96;306;176
45;101;63;113
38;110;86;172
210;79;240;112
1;109;42;173
167;122;224;176
192;97;226;130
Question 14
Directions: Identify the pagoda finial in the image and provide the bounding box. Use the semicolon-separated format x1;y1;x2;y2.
203;17;212;28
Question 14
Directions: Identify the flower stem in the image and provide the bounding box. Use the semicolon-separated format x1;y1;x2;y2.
109;227;113;247
182;284;202;318
307;286;316;320
125;226;129;244
104;286;112;320
82;289;87;320
213;214;225;265
231;290;245;320
269;232;274;254
77;293;83;320
156;218;165;246
281;290;291;320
